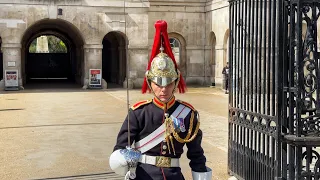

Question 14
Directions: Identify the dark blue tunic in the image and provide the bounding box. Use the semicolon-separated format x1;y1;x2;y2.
113;96;207;180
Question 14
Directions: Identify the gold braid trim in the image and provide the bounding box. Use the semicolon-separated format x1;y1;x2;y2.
172;111;200;143
172;121;200;143
184;111;194;140
164;111;200;155
169;135;176;155
165;127;171;154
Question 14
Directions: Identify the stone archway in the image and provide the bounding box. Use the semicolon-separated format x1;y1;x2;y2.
102;32;127;88
21;19;85;87
168;32;187;78
209;32;217;86
222;29;230;90
223;29;230;65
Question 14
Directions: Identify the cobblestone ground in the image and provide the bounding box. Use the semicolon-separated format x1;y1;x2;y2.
0;85;229;180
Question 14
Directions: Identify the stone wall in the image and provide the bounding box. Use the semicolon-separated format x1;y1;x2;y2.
0;0;232;89
147;2;207;86
207;0;229;87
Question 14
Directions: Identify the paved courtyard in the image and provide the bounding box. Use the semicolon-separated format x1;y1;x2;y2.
0;85;229;180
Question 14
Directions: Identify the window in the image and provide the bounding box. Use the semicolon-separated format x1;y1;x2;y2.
169;38;180;64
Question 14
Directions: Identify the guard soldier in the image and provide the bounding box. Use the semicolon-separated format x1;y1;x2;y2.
109;20;212;180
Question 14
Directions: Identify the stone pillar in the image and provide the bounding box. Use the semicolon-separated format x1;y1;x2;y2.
204;45;212;86
118;46;126;86
215;44;225;88
127;45;149;88
36;36;49;53
82;44;103;89
0;43;23;90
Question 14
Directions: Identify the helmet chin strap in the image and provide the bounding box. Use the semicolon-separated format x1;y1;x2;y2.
147;78;179;104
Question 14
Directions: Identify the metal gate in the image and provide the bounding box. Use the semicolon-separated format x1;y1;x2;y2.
228;0;320;179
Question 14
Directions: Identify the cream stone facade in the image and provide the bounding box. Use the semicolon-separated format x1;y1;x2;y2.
0;0;230;90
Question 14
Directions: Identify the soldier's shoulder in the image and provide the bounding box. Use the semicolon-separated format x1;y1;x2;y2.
177;100;196;111
131;99;152;110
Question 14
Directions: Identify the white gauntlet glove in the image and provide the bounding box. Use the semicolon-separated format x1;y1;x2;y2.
192;167;212;180
109;147;141;179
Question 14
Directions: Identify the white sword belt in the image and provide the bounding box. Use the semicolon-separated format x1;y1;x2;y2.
139;154;180;167
135;104;190;168
134;104;191;153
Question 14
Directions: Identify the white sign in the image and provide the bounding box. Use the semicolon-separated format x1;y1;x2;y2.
5;70;18;87
7;61;15;67
0;19;25;28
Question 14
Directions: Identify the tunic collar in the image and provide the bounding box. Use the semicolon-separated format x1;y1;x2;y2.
153;96;175;110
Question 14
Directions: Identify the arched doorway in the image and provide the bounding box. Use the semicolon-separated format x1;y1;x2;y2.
102;32;127;88
223;29;230;65
209;32;217;86
21;19;84;88
27;35;69;80
223;29;230;90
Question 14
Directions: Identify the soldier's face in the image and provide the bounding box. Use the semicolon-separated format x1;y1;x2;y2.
151;81;175;102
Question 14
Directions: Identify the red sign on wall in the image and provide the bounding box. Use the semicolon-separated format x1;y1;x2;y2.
5;70;18;87
89;69;102;86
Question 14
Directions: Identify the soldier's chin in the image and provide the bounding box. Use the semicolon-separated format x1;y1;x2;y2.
158;96;169;102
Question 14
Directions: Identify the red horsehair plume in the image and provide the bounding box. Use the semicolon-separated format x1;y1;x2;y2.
141;20;187;94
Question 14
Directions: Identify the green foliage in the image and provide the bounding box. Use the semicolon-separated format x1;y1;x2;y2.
28;35;67;53
29;40;37;53
47;36;67;53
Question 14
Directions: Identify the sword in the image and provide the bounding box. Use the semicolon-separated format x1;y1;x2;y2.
122;1;141;180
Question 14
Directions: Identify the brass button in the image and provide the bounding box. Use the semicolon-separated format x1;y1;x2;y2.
162;151;166;155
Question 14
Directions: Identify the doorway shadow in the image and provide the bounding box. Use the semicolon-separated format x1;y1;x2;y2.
106;82;123;89
24;79;82;90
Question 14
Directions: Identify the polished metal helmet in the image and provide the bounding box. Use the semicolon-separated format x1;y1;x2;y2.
141;20;186;93
145;51;179;87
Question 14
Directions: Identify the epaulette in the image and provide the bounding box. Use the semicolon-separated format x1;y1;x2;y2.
177;100;196;111
131;100;152;110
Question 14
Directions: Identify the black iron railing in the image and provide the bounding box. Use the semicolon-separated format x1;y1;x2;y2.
228;0;320;179
282;1;320;179
228;0;279;179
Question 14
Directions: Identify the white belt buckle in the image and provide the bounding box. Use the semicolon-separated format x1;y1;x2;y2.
145;155;156;165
